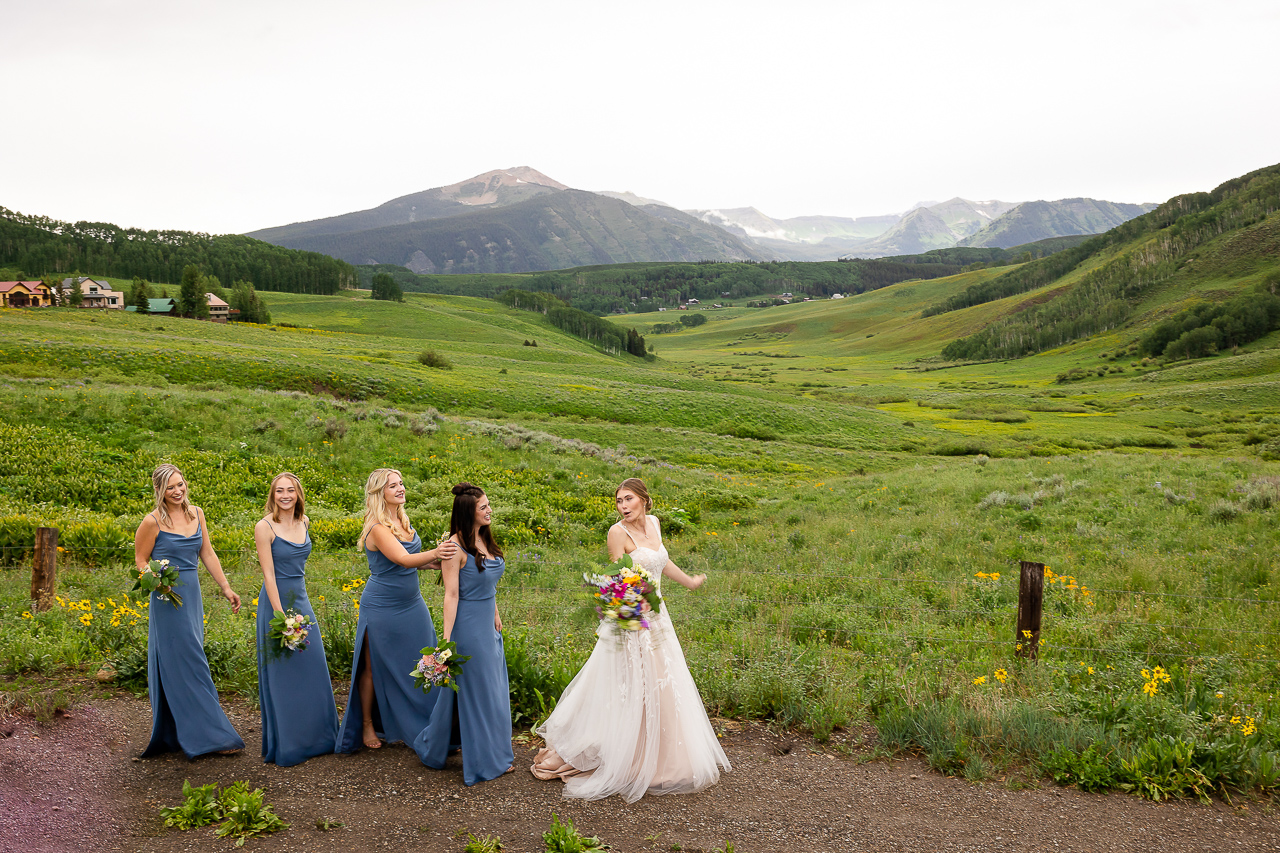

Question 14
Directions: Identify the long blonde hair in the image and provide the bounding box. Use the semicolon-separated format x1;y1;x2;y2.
264;471;305;523
152;463;197;527
357;468;412;550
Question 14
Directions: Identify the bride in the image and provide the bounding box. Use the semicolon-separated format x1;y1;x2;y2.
531;478;730;802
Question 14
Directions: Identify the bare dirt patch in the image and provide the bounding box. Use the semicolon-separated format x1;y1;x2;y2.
2;693;1278;853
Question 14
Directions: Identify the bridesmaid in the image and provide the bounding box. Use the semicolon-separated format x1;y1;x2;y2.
134;463;244;759
415;482;515;785
336;468;457;753
254;472;338;766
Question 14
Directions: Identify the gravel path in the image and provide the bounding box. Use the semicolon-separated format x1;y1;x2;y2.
1;693;1277;853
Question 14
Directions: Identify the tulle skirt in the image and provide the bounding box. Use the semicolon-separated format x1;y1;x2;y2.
532;611;730;802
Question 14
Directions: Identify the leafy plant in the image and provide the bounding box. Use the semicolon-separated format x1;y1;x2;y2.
465;833;504;853
158;780;222;830
543;813;609;852
214;783;289;846
1041;743;1118;793
1118;736;1212;803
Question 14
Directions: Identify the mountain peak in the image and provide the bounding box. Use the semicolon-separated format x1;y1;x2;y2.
438;166;568;206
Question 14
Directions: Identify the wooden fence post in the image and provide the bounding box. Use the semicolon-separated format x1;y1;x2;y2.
1015;560;1044;660
31;527;59;612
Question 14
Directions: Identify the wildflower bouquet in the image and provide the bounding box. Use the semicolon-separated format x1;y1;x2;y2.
411;639;470;693
129;559;183;607
267;608;312;656
583;553;661;631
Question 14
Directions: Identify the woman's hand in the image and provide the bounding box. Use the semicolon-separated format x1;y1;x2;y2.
494;610;504;633
688;573;707;590
436;539;458;562
222;586;242;614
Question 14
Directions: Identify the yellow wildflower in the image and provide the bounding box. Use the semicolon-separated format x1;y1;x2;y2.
973;676;987;685
994;669;1008;684
1142;681;1158;697
21;611;33;619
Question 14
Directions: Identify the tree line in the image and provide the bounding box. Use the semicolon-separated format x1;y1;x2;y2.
365;256;974;317
496;289;648;357
0;207;357;295
1140;282;1280;360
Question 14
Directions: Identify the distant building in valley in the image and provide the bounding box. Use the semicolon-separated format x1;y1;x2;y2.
68;277;125;309
205;292;229;322
0;281;51;308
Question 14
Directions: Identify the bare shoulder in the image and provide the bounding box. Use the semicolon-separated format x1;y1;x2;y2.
136;512;159;533
253;517;274;537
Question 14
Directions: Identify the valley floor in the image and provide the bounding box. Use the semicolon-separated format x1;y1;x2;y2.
3;693;1276;853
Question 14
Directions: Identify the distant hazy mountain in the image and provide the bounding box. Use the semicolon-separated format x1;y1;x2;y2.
957;198;1159;248
272;189;767;273
247;167;567;244
684;206;898;245
844;198;1018;257
597;190;673;208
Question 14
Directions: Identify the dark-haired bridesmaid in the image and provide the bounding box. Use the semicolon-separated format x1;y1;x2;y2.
254;472;338;766
415;482;515;785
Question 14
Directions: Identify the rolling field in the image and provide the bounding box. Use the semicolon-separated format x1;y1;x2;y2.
2;232;1279;798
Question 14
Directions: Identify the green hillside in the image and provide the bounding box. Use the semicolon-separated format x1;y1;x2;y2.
3;249;1279;793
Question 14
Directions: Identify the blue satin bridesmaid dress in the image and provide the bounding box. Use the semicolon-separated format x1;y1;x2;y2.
336;530;442;751
415;550;514;785
256;524;338;766
141;528;244;759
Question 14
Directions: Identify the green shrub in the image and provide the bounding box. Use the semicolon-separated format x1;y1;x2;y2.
417;350;452;369
61;520;132;566
1041;743;1119;792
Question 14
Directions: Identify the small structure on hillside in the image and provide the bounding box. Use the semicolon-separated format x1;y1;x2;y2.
69;277;125;309
205;292;229;322
0;281;51;308
126;297;176;315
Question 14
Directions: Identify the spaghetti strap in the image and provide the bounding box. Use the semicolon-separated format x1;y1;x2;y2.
616;522;639;547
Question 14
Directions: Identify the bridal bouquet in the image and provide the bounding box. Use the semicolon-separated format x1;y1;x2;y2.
267;608;312;655
129;559;183;607
584;553;662;631
411;639;470;693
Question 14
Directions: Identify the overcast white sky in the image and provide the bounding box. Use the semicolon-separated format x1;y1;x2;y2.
4;0;1278;235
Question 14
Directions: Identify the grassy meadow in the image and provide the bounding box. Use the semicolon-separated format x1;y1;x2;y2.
2;233;1279;800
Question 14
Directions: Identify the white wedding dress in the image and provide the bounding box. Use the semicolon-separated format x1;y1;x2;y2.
532;519;730;802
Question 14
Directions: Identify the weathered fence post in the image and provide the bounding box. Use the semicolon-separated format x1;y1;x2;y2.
31;527;59;612
1015;560;1044;660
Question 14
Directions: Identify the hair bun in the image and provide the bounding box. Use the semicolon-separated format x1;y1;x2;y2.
452;481;482;497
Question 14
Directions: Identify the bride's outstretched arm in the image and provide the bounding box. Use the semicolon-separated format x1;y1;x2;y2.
662;560;706;590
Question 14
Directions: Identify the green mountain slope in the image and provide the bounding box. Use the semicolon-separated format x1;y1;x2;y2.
958;198;1157;248
934;163;1280;360
273;190;767;273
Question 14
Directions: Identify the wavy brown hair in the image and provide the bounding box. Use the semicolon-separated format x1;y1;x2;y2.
449;482;502;571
